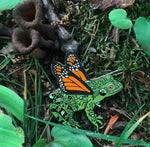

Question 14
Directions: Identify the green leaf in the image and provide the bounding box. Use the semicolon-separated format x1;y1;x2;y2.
51;126;74;138
50;127;93;147
0;85;24;121
134;17;150;56
0;0;24;11
125;111;150;139
32;139;47;147
0;110;24;146
115;105;144;147
50;142;64;147
26;114;150;146
109;9;133;29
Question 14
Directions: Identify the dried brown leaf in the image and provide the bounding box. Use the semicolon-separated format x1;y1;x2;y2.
131;70;150;86
90;0;135;10
104;114;119;134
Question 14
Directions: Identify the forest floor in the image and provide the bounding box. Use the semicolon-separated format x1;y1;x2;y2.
0;0;150;146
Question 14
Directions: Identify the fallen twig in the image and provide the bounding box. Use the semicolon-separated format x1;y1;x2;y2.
42;0;78;52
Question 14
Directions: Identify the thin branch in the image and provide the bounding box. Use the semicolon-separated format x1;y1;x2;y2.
41;0;78;52
91;70;123;81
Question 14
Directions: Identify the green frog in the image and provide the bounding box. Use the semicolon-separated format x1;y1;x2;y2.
49;52;123;129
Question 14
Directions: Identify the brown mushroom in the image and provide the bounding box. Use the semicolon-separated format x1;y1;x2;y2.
31;47;46;59
12;27;46;58
35;24;58;49
12;27;40;54
13;0;43;29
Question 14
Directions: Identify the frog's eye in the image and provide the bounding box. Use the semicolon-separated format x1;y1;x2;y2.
99;89;106;96
107;84;114;90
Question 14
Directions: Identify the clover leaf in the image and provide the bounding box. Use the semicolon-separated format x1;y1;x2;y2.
134;17;150;56
109;9;133;29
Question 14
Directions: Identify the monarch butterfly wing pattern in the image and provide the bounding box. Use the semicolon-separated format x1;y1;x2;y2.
51;53;93;95
65;52;90;82
51;61;69;93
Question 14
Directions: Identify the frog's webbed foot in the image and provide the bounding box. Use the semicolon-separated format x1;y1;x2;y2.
49;103;80;128
85;102;103;130
87;113;103;130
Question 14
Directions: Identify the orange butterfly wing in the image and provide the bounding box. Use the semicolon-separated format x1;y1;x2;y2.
51;52;93;95
66;53;89;82
62;76;91;93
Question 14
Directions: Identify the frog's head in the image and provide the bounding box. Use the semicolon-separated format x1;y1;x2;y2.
92;75;123;99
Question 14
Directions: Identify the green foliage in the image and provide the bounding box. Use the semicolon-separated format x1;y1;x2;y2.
0;0;24;11
115;105;150;146
0;110;24;146
0;85;24;121
0;1;149;146
134;16;150;56
32;139;47;147
50;127;93;147
109;9;133;29
32;127;94;147
26;114;150;146
0;53;19;70
0;56;55;145
109;9;150;56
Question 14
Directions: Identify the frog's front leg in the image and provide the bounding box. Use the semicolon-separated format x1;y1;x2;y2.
49;103;79;127
85;100;103;130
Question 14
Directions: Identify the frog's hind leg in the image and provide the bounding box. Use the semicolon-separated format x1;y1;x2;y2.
49;103;79;127
85;100;103;131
